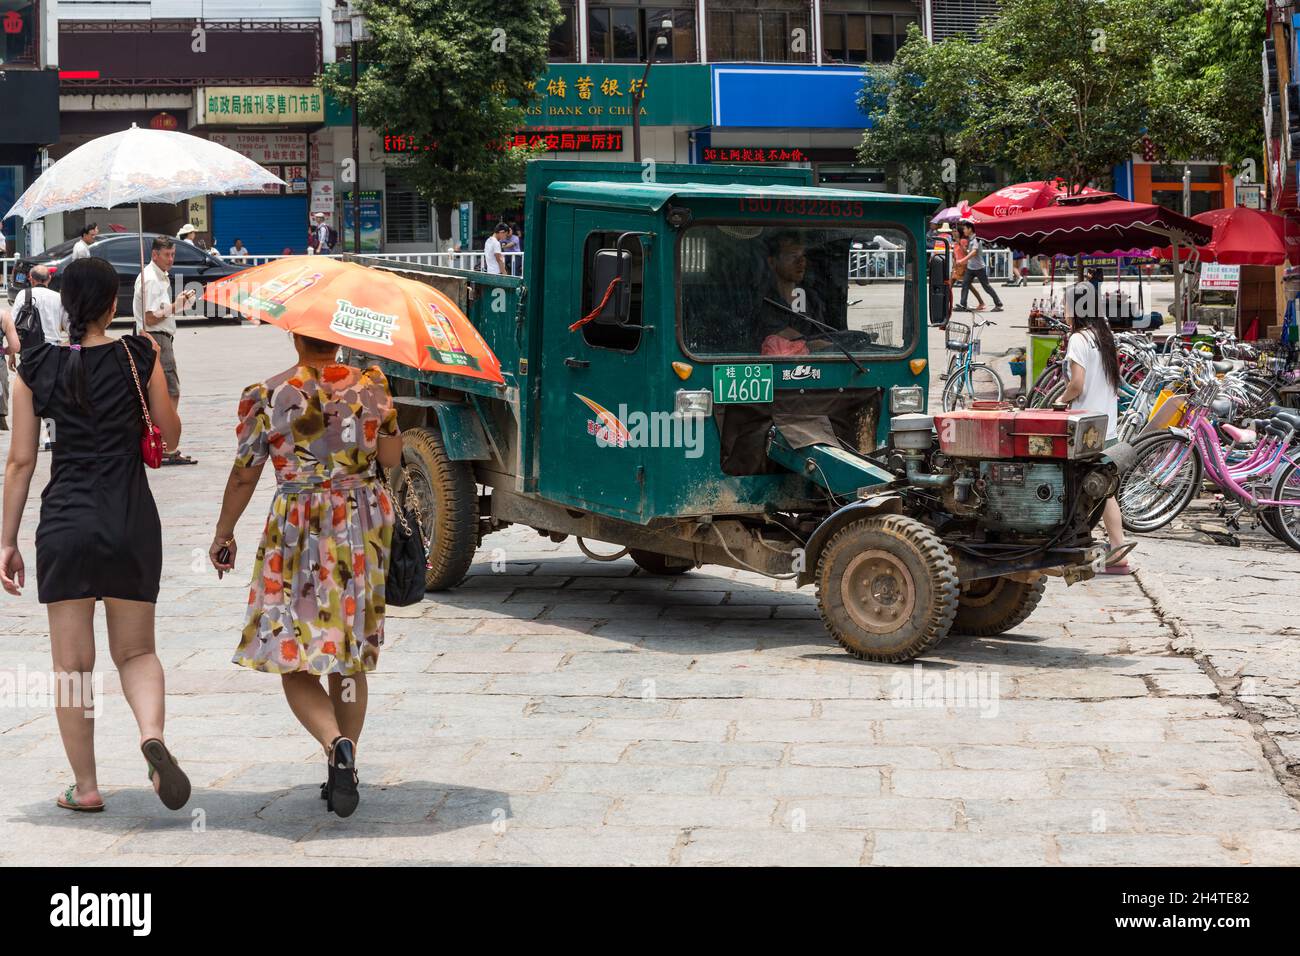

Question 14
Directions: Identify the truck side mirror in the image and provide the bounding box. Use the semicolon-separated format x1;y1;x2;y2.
589;247;633;325
928;252;951;327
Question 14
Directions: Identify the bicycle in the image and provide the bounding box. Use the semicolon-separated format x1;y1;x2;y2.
1116;380;1300;549
940;318;1006;411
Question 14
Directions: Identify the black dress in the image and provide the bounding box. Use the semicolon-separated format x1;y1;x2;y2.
17;336;163;604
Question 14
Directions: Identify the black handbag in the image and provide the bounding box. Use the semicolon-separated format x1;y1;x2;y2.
385;468;427;607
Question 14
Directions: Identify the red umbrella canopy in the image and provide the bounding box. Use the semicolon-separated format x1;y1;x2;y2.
1156;207;1288;265
972;195;1212;256
972;179;1105;218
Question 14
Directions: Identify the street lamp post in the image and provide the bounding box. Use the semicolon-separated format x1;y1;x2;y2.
333;3;368;255
631;20;673;163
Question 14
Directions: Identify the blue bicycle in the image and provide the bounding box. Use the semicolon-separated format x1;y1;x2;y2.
941;318;1006;411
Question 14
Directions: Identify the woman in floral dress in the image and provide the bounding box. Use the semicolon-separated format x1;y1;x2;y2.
210;334;402;817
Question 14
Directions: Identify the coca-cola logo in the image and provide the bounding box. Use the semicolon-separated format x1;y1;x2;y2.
996;186;1038;201
994;205;1029;217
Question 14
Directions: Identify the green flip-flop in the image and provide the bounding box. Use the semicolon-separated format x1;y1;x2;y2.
57;784;104;813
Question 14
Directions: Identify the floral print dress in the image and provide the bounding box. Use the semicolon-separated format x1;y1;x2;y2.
232;363;398;675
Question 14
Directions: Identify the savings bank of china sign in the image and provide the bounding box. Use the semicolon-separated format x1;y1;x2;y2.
522;64;711;127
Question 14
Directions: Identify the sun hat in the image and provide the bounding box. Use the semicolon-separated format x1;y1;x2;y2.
176;223;196;237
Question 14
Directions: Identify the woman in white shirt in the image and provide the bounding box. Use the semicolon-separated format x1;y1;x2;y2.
1058;293;1132;573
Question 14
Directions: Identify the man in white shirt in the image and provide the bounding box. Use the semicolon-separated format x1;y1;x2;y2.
228;238;249;261
134;235;197;464
483;222;509;275
21;266;69;346
72;222;97;260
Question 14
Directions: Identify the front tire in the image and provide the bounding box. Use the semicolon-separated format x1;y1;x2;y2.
815;515;959;662
941;363;1004;410
394;426;479;590
951;574;1047;636
1267;460;1300;553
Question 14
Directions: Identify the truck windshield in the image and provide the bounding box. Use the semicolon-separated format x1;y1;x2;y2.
679;223;917;359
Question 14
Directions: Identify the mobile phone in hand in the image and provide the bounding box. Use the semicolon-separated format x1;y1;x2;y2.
216;546;231;579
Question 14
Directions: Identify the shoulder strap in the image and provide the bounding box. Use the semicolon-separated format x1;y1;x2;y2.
119;338;156;432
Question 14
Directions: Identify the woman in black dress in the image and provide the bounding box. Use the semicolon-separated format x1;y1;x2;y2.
0;257;192;812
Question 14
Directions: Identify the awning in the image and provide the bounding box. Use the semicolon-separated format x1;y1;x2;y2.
1156;207;1288;265
972;195;1212;256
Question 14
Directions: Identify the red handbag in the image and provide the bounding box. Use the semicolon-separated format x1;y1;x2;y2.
122;339;165;468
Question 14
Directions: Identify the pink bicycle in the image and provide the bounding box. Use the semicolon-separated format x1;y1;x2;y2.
1116;385;1300;551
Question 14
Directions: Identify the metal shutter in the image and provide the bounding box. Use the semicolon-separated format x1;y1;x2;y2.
211;195;310;258
930;0;1001;40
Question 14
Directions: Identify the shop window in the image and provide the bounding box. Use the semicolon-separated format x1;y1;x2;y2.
821;0;920;64
550;2;578;61
580;230;644;352
706;0;813;63
384;172;432;244
588;4;697;62
1150;163;1224;184
0;0;37;67
1150;190;1224;219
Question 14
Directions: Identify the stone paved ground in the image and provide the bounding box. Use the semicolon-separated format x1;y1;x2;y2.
1;315;1297;866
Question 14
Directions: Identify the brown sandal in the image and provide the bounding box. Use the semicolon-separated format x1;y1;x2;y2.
141;738;191;810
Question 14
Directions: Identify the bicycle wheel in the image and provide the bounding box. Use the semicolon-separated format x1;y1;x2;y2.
942;363;1004;411
1267;460;1300;553
1028;368;1064;408
1117;433;1202;533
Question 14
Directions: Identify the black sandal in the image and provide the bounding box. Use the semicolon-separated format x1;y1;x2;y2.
325;736;359;818
141;738;191;811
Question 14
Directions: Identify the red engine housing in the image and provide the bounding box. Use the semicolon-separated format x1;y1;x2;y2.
931;408;1105;460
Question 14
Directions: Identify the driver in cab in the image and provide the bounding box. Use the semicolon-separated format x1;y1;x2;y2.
755;231;832;355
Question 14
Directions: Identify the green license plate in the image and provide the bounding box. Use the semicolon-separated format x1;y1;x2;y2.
712;363;774;404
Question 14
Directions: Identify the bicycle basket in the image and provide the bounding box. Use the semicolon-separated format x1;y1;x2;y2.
945;321;971;351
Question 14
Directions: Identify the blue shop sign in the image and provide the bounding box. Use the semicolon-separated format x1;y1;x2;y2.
711;65;869;129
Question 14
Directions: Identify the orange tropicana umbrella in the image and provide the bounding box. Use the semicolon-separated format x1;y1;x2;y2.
202;256;504;384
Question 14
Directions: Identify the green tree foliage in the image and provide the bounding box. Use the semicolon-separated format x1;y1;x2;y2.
857;26;989;207
969;0;1185;194
321;0;562;225
861;0;1264;196
1149;0;1266;176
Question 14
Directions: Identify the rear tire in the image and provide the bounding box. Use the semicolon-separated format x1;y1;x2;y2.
394;426;479;590
1117;433;1201;533
629;549;693;575
815;515;959;663
951;574;1047;636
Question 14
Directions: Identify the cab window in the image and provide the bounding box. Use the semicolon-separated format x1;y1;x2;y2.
679;223;916;359
580;230;643;352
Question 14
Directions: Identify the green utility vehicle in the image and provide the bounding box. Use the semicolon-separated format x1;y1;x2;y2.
350;160;1126;662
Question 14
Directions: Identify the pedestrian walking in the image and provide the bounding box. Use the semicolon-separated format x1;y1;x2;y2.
133;236;198;465
955;222;1003;313
949;226;985;312
483;222;508;275
15;265;70;348
1059;283;1132;574
0;256;191;813
72;222;98;260
1006;249;1028;287
209;335;402;818
501;223;521;277
308;213;338;255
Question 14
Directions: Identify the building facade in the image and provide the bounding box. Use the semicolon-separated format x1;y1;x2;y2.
1;0;60;255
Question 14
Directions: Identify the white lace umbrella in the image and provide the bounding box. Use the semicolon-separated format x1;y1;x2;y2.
3;124;284;222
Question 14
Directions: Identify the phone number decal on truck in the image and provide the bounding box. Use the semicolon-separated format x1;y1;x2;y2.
737;198;866;217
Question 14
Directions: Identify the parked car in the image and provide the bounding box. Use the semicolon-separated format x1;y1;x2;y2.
7;232;246;319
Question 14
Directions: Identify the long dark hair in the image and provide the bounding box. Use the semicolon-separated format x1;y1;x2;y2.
60;257;120;412
1071;311;1122;394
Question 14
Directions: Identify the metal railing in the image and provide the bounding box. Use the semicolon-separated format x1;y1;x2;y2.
0;252;526;293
